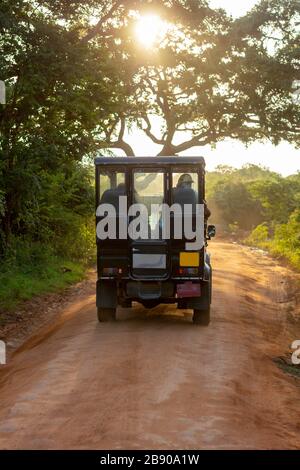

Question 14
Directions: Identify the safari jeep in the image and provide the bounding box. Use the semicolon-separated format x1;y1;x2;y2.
95;156;215;325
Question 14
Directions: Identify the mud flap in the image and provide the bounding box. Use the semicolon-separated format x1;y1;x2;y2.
204;254;211;281
96;280;117;308
185;279;210;310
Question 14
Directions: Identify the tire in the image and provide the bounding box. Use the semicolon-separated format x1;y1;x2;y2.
193;274;211;326
193;308;210;325
97;307;116;322
142;300;159;309
209;269;212;304
120;300;132;308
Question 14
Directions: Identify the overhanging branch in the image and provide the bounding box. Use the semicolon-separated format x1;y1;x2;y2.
171;133;211;153
81;1;124;43
100;117;135;156
141;115;165;145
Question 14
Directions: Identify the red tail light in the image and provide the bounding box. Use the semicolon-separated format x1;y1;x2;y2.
176;268;198;276
102;267;123;276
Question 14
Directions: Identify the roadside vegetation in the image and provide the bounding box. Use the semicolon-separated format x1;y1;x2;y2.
0;163;95;311
207;165;300;271
1;1;299;312
0;252;85;312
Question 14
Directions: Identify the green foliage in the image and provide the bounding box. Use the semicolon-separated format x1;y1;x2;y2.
0;238;85;312
249;177;299;224
245;212;300;270
0;0;299;312
245;223;269;247
0;0;128;250
0;161;95;311
268;211;300;270
0;0;127;311
30;163;95;263
206;164;270;229
103;0;300;155
208;165;300;270
212;181;263;230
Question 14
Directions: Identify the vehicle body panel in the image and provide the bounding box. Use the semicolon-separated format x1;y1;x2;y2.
95;156;212;314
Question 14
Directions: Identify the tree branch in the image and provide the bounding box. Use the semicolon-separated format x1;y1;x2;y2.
100;117;135;156
144;77;176;154
141;115;165;145
108;140;135;156
171;133;211;154
81;1;124;43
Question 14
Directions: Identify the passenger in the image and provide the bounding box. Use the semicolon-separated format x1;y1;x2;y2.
173;173;211;220
176;173;194;190
204;199;211;220
100;183;126;213
173;174;197;209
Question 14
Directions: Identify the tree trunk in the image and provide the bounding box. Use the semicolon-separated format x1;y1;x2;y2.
157;144;175;156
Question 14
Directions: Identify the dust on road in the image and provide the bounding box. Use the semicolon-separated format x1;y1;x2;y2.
0;241;299;449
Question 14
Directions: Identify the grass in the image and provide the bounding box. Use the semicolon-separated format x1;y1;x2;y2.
273;357;300;380
244;223;300;271
0;256;85;312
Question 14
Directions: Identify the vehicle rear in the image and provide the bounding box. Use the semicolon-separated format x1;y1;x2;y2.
95;156;214;325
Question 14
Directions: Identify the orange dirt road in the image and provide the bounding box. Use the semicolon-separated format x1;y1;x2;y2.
0;241;299;449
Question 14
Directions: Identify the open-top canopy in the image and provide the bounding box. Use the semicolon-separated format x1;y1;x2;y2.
95;156;205;167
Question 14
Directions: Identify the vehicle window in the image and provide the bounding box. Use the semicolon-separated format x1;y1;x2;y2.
133;172;164;201
99;171;125;201
172;173;198;195
133;172;164;238
172;172;198;211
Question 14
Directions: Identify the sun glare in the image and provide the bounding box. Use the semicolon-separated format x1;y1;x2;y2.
135;14;168;49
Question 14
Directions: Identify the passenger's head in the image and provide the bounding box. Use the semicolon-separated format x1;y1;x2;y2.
116;183;126;193
177;173;194;189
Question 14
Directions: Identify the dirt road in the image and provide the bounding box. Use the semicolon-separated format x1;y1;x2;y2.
0;241;299;449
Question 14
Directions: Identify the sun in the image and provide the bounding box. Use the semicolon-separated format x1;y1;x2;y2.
135;14;168;48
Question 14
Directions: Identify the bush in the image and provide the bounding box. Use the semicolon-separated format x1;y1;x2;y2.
245;212;300;270
268;211;300;270
245;224;269;248
0;162;96;312
0;238;86;312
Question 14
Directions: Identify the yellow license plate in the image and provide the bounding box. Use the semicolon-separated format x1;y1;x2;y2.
179;252;199;267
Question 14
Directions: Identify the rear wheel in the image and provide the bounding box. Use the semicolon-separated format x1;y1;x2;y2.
193;308;210;325
120;300;132;308
209;269;212;304
142;300;159;309
97;307;116;322
193;273;211;325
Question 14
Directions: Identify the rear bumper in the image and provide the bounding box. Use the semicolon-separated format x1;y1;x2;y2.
126;281;174;300
97;276;211;310
125;278;209;304
123;279;210;310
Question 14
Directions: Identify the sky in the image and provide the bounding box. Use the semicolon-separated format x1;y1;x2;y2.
123;126;299;176
119;0;300;176
208;0;259;18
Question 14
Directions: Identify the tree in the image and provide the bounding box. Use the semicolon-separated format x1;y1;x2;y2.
249;176;300;224
1;0;299;248
95;0;300;155
0;0;131;244
211;180;264;230
206;165;300;231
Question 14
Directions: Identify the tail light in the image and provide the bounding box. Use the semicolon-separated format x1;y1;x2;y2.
176;268;198;276
102;267;123;276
